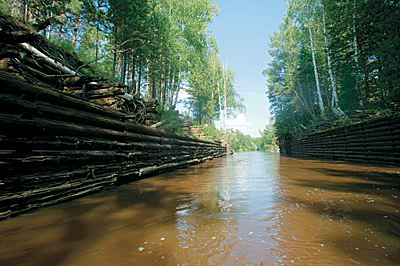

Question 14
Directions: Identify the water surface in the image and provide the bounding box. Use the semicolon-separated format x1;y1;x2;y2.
0;152;399;265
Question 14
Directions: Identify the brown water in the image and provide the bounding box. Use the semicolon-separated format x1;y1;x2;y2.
0;152;399;265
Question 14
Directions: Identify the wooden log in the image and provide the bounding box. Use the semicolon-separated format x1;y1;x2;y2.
0;72;222;146
0;113;163;144
90;97;121;106
86;87;125;98
18;42;79;76
150;120;169;128
0;71;127;120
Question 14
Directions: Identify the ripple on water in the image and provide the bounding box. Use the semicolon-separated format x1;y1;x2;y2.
0;152;399;265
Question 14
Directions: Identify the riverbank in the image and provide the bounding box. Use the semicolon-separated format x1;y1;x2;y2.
0;71;227;220
280;115;400;165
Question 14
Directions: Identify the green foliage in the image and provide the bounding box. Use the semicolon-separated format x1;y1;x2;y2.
265;0;400;140
225;130;260;152
199;125;278;153
199;124;220;139
5;0;244;124
261;125;278;151
158;108;183;134
187;52;245;124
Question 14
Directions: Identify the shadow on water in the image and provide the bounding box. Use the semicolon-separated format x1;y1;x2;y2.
0;176;194;265
310;168;400;186
304;166;399;218
294;167;400;197
284;155;400;168
284;165;400;264
1;153;400;265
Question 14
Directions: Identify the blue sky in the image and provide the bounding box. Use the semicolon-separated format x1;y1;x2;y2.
209;0;287;137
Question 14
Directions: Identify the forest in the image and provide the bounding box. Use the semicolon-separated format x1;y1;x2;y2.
201;125;278;152
265;0;400;140
0;0;244;125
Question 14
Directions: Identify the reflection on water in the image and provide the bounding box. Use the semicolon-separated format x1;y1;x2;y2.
0;152;399;265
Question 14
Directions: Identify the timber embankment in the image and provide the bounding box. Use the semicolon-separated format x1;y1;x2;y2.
0;71;227;219
279;115;400;165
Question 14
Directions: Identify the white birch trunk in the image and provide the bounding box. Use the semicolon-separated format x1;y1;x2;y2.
322;7;344;116
145;63;149;97
169;76;175;107
217;76;222;130
308;20;325;114
222;67;227;130
173;72;180;107
211;59;215;102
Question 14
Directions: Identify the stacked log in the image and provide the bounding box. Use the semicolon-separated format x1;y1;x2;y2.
0;37;134;115
0;15;86;88
0;71;227;220
61;76;127;107
0;15;149;124
220;138;233;155
280;115;400;165
180;119;193;135
144;98;160;126
191;126;208;139
0;16;227;220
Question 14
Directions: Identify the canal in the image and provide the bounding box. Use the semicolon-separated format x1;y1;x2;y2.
0;152;399;265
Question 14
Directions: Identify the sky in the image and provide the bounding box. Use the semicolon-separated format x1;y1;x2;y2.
209;0;287;137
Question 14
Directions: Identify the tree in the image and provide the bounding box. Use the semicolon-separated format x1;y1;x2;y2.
3;0;245;127
265;0;400;140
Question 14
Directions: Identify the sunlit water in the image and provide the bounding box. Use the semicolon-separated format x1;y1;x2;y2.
0;152;399;265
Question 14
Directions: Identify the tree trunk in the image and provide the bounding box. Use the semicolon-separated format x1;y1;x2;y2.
363;57;370;102
223;71;227;130
217;77;222;129
163;65;168;109
167;68;174;107
117;52;122;80
322;7;344;116
95;19;99;67
145;61;150;97
352;1;363;107
138;64;142;96
113;52;116;78
22;1;28;23
173;72;180;107
158;75;162;102
72;14;81;47
211;58;215;103
151;65;156;99
308;20;325;115
122;52;127;84
131;58;136;95
163;79;168;109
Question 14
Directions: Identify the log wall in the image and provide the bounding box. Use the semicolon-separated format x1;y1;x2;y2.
0;71;227;219
279;115;400;165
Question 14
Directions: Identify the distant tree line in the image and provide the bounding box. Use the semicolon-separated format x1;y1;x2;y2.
201;125;278;152
264;0;400;139
1;0;244;124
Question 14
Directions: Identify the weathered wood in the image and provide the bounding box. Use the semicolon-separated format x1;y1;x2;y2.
151;120;169;128
280;115;400;165
86;87;125;98
19;43;78;76
0;72;221;147
0;69;227;220
0;16;228;220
